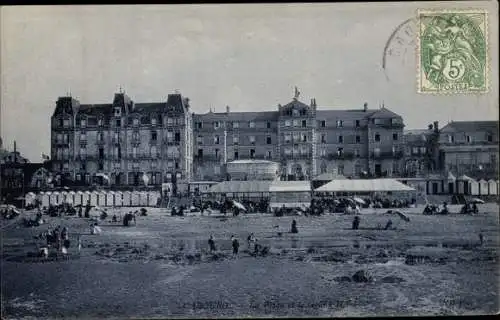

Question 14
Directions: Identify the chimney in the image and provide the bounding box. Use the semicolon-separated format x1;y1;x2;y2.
226;105;230;113
363;102;368;112
433;121;439;132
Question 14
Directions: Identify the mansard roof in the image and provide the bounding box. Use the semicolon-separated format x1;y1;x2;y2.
440;121;499;133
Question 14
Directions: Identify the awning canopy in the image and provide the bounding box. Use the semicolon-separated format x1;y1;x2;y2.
315;178;416;192
270;181;311;192
208;180;272;194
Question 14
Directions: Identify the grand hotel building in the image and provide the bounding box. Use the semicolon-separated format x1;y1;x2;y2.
50;90;406;188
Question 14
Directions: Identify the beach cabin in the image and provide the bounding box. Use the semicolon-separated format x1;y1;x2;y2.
89;191;98;206
131;191;140;206
488;179;498;195
139;191;148;206
426;174;444;194
105;191;115;207
49;191;60;206
457;175;476;195
82;191;91;205
114;191;123;207
67;191;76;205
148;191;160;207
269;181;312;211
74;191;83;206
444;172;456;194
478;179;489;196
41;192;50;208
24;192;36;207
98;191;107;207
60;191;69;204
469;179;479;196
123;191;131;207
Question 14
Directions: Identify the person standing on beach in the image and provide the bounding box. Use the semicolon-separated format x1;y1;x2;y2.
208;235;216;252
231;235;240;256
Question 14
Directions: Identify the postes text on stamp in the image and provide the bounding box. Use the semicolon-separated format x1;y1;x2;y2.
417;9;488;94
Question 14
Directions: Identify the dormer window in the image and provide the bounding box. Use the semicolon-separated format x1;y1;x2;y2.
80;118;86;128
214;121;220;129
336;120;343;128
466;135;472;143
293;109;299;116
448;135;455;143
249;121;255;128
133;118;139;126
98;118;103;126
114;108;121;117
151;117;157;126
63;118;70;128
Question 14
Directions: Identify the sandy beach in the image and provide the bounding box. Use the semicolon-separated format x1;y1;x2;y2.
1;204;499;318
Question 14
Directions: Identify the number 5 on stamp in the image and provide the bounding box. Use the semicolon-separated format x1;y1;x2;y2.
417;9;489;94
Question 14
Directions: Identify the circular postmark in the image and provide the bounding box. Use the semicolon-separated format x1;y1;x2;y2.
382;18;418;82
420;13;487;89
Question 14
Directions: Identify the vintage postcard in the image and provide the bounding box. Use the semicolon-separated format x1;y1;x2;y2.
1;2;498;319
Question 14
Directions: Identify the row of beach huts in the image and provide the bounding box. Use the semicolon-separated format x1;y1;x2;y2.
24;190;162;208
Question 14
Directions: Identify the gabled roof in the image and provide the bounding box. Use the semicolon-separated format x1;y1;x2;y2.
78;104;113;116
281;99;310;109
440;121;499;133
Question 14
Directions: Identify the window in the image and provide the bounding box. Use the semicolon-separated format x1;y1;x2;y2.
250;149;255;158
133;118;139;126
80;132;86;141
63;118;70;127
293;120;299;127
197;149;203;158
214;121;220;129
374;147;381;156
354;149;360;157
114;108;121;116
374;133;381;142
132;131;139;141
151;131;157;141
233;136;239;145
412;147;419;154
114;161;121;169
285;120;291;127
233;121;239;129
393;133;398;141
132;147;138;159
151;146;157;158
214;135;220;144
267;151;272;159
115;119;121;127
97;132;104;142
215;149;219;158
420;147;426;154
249;136;256;145
336;120;343;127
293;109;299;116
285;134;291;143
174;132;180;142
466;135;472;143
487;134;493;142
321;120;326;128
167;161;174;169
267;121;271;129
167;131;173;141
58;118;64;127
98;148;104;159
338;164;344;175
167;118;174;126
355;120;360;128
79;146;86;157
234;151;239;159
80;118;86;128
151;117;157;125
356;135;361;143
448;135;454;143
321;134;326;143
337;148;344;156
301;120;307;128
392;146;396;155
64;134;69;143
301;134;307;142
195;121;202;129
98;162;104;170
300;146;308;155
284;147;292;155
56;134;63;143
267;136;272;144
197;135;203;145
338;135;343;143
249;121;255;128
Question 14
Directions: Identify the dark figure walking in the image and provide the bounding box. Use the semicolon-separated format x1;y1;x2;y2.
479;233;484;246
78;206;83;218
352;216;360;230
231;235;239;255
291;220;298;234
208;235;216;252
472;203;479;214
84;201;91;218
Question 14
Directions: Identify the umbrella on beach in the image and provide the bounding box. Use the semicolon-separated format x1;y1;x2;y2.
232;200;247;211
353;197;366;205
470;198;485;204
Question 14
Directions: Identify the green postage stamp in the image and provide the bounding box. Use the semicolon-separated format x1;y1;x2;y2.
417;9;489;94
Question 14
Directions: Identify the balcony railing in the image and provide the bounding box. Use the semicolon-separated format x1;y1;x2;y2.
326;152;355;161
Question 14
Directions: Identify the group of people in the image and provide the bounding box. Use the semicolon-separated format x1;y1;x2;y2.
38;225;75;257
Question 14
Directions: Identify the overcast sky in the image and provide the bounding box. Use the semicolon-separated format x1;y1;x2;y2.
1;2;498;162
